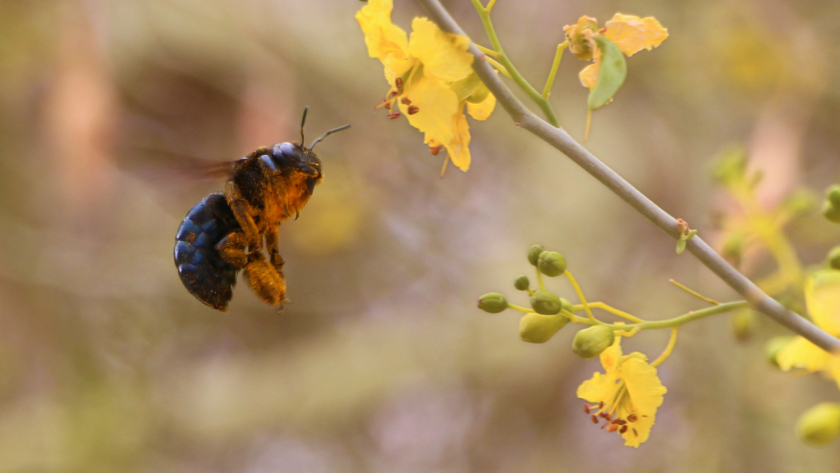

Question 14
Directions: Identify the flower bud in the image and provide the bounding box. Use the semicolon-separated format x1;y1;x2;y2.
527;245;544;266
537;251;567;277
519;313;569;344
797;403;840;446
530;290;562;315
560;298;574;314
478;293;508;314
513;275;530;291
764;336;794;368
828;247;840;271
572;325;615;359
822;200;840;224
711;146;747;186
828;185;840;208
731;310;756;342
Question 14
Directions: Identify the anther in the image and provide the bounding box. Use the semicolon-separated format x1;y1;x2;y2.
387;112;401;120
619;425;628;434
606;423;619;433
389;90;398;99
400;97;412;105
583;404;591;414
627;414;638;423
590;414;598;424
429;145;442;156
632;428;638;436
407;105;419;115
395;78;403;89
599;402;604;409
614;419;626;425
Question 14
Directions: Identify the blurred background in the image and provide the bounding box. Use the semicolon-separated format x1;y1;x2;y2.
1;0;840;471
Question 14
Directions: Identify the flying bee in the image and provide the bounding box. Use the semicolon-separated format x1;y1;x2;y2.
174;108;350;311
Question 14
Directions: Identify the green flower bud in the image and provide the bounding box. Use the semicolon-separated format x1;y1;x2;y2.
478;293;508;314
828;247;840;271
572;325;615;359
711;146;747;186
514;275;530;291
560;298;574;314
537;251;567;277
530;290;562;315
828;185;840;208
527;245;544;266
822;200;840;224
519;313;569;343
765;336;794;368
797;403;840;446
731;310;756;342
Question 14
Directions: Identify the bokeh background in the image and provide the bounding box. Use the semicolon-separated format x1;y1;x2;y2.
2;0;840;471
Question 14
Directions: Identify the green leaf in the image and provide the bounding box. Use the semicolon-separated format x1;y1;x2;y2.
587;36;627;111
676;239;687;254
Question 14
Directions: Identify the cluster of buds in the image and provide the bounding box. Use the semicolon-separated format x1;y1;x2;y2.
478;245;572;344
477;244;614;359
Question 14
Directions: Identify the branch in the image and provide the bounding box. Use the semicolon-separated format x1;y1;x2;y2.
416;0;840;353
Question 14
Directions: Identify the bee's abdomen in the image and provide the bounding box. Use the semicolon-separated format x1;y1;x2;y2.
174;193;240;311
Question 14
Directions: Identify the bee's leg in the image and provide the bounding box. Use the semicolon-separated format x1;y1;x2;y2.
224;181;262;255
243;259;286;307
216;230;250;268
260;226;288;309
264;226;285;272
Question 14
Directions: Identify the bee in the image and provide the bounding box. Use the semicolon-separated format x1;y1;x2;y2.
173;108;350;311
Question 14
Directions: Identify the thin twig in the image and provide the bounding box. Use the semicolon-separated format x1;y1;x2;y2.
416;0;840;353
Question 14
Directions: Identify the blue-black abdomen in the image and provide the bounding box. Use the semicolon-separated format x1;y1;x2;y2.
174;193;240;311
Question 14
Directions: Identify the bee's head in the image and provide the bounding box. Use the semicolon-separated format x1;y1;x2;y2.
269;107;349;193
271;141;323;183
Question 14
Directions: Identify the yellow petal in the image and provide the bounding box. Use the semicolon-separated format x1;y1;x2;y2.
777;336;832;372
398;70;459;148
356;0;408;63
807;271;840;336
618;358;666;447
577;370;621;403
408;17;473;82
466;91;496;121
443;111;471;171
599;337;623;372
579;62;600;90
603;13;668;57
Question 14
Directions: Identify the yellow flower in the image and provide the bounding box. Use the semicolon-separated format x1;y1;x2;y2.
565;13;668;90
577;337;667;447
356;0;495;172
776;271;840;388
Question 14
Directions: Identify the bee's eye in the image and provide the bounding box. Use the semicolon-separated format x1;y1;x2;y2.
273;142;298;161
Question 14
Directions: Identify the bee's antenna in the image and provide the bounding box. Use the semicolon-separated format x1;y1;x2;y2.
310;124;351;150
300;107;309;144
